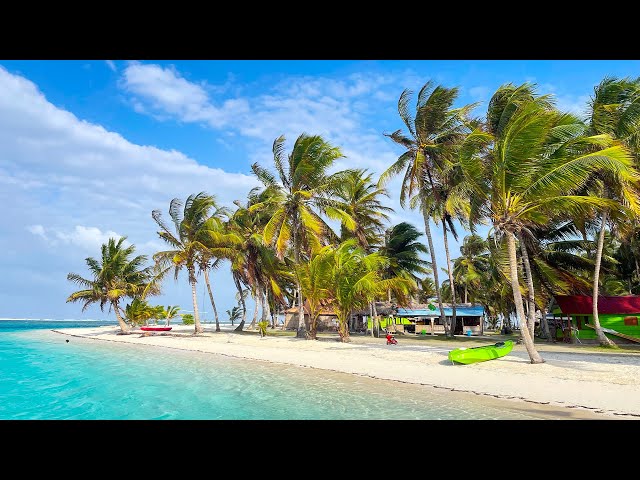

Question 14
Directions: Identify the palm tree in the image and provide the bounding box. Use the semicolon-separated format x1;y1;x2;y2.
152;192;222;334
585;77;640;347
125;298;153;326
379;222;430;302
251;133;344;339
197;202;238;333
227;187;290;332
66;237;158;333
452;234;489;305
326;240;411;343
226;306;242;326
459;83;633;363
380;81;477;336
295;246;334;340
332;168;393;250
162;305;181;326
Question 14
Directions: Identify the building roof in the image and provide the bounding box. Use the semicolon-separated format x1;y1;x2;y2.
555;295;640;315
285;300;336;316
397;305;484;317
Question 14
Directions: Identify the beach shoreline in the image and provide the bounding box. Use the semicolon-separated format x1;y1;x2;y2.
53;324;640;419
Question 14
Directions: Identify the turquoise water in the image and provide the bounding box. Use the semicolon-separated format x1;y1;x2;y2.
0;320;602;420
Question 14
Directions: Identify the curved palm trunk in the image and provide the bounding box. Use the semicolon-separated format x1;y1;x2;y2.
422;210;448;334
518;233;536;340
506;231;544;364
203;268;221;332
234;275;247;332
442;223;458;337
189;278;203;334
249;290;259;329
293;226;307;339
593;211;616;347
337;312;351;343
112;301;130;333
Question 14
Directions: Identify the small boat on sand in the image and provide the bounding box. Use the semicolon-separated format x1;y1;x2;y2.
448;340;513;365
140;326;173;332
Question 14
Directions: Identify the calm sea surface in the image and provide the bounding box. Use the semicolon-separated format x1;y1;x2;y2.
0;320;608;420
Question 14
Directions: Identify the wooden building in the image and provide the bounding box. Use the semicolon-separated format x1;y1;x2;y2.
553;295;640;344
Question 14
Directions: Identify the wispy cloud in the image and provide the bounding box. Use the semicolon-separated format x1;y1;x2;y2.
105;60;117;72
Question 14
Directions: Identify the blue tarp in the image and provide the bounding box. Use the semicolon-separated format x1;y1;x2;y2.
397;306;485;317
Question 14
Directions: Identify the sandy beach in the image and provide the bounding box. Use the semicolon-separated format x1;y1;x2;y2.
53;324;640;419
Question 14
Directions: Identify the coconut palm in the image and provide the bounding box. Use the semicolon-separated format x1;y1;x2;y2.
295;245;334;340
251;133;344;339
228;187;290;331
326;240;412;343
226;306;242;326
380;81;477;336
66;237;158;333
379;222;431;302
152;192;222;334
451;234;489;305
332;168;393;250
584;77;640;346
125;298;153;326
162;305;181;326
459;82;634;363
197;202;239;333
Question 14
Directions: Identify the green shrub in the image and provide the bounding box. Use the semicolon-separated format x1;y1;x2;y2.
258;320;269;337
182;313;194;325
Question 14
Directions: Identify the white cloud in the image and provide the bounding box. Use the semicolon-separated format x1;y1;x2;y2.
55;226;124;252
27;224;47;240
120;62;249;127
105;60;117;72
0;65;260;319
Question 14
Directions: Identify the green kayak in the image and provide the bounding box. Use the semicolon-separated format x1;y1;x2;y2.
448;340;514;365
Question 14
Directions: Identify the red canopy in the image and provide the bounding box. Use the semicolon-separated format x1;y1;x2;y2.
555;295;640;315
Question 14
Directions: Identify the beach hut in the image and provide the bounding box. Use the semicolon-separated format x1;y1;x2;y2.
283;302;339;331
553;295;640;343
396;304;485;336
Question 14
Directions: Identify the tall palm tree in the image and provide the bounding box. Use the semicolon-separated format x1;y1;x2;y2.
66;237;158;333
459;83;633;363
227;187;290;331
380;81;477;336
452;234;489;305
379;222;430;302
251;133;344;339
197;202;238;333
585;77;640;346
152;192;221;334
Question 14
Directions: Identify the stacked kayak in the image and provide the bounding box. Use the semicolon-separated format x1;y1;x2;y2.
448;340;513;365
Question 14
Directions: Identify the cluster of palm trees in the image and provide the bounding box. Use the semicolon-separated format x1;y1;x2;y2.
67;76;640;365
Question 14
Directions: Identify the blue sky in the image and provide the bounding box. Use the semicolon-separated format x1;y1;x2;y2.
2;59;640;320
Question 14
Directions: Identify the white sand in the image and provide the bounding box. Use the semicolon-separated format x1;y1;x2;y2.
54;324;640;418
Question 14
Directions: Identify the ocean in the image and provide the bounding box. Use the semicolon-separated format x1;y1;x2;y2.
0;320;605;420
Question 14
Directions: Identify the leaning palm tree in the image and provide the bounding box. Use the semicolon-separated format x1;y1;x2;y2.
152;192;221;334
380;81;477;336
459;82;634;364
584;77;640;347
66;237;159;333
251;133;344;339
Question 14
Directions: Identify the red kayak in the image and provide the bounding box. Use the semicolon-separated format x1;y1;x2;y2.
140;326;173;332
